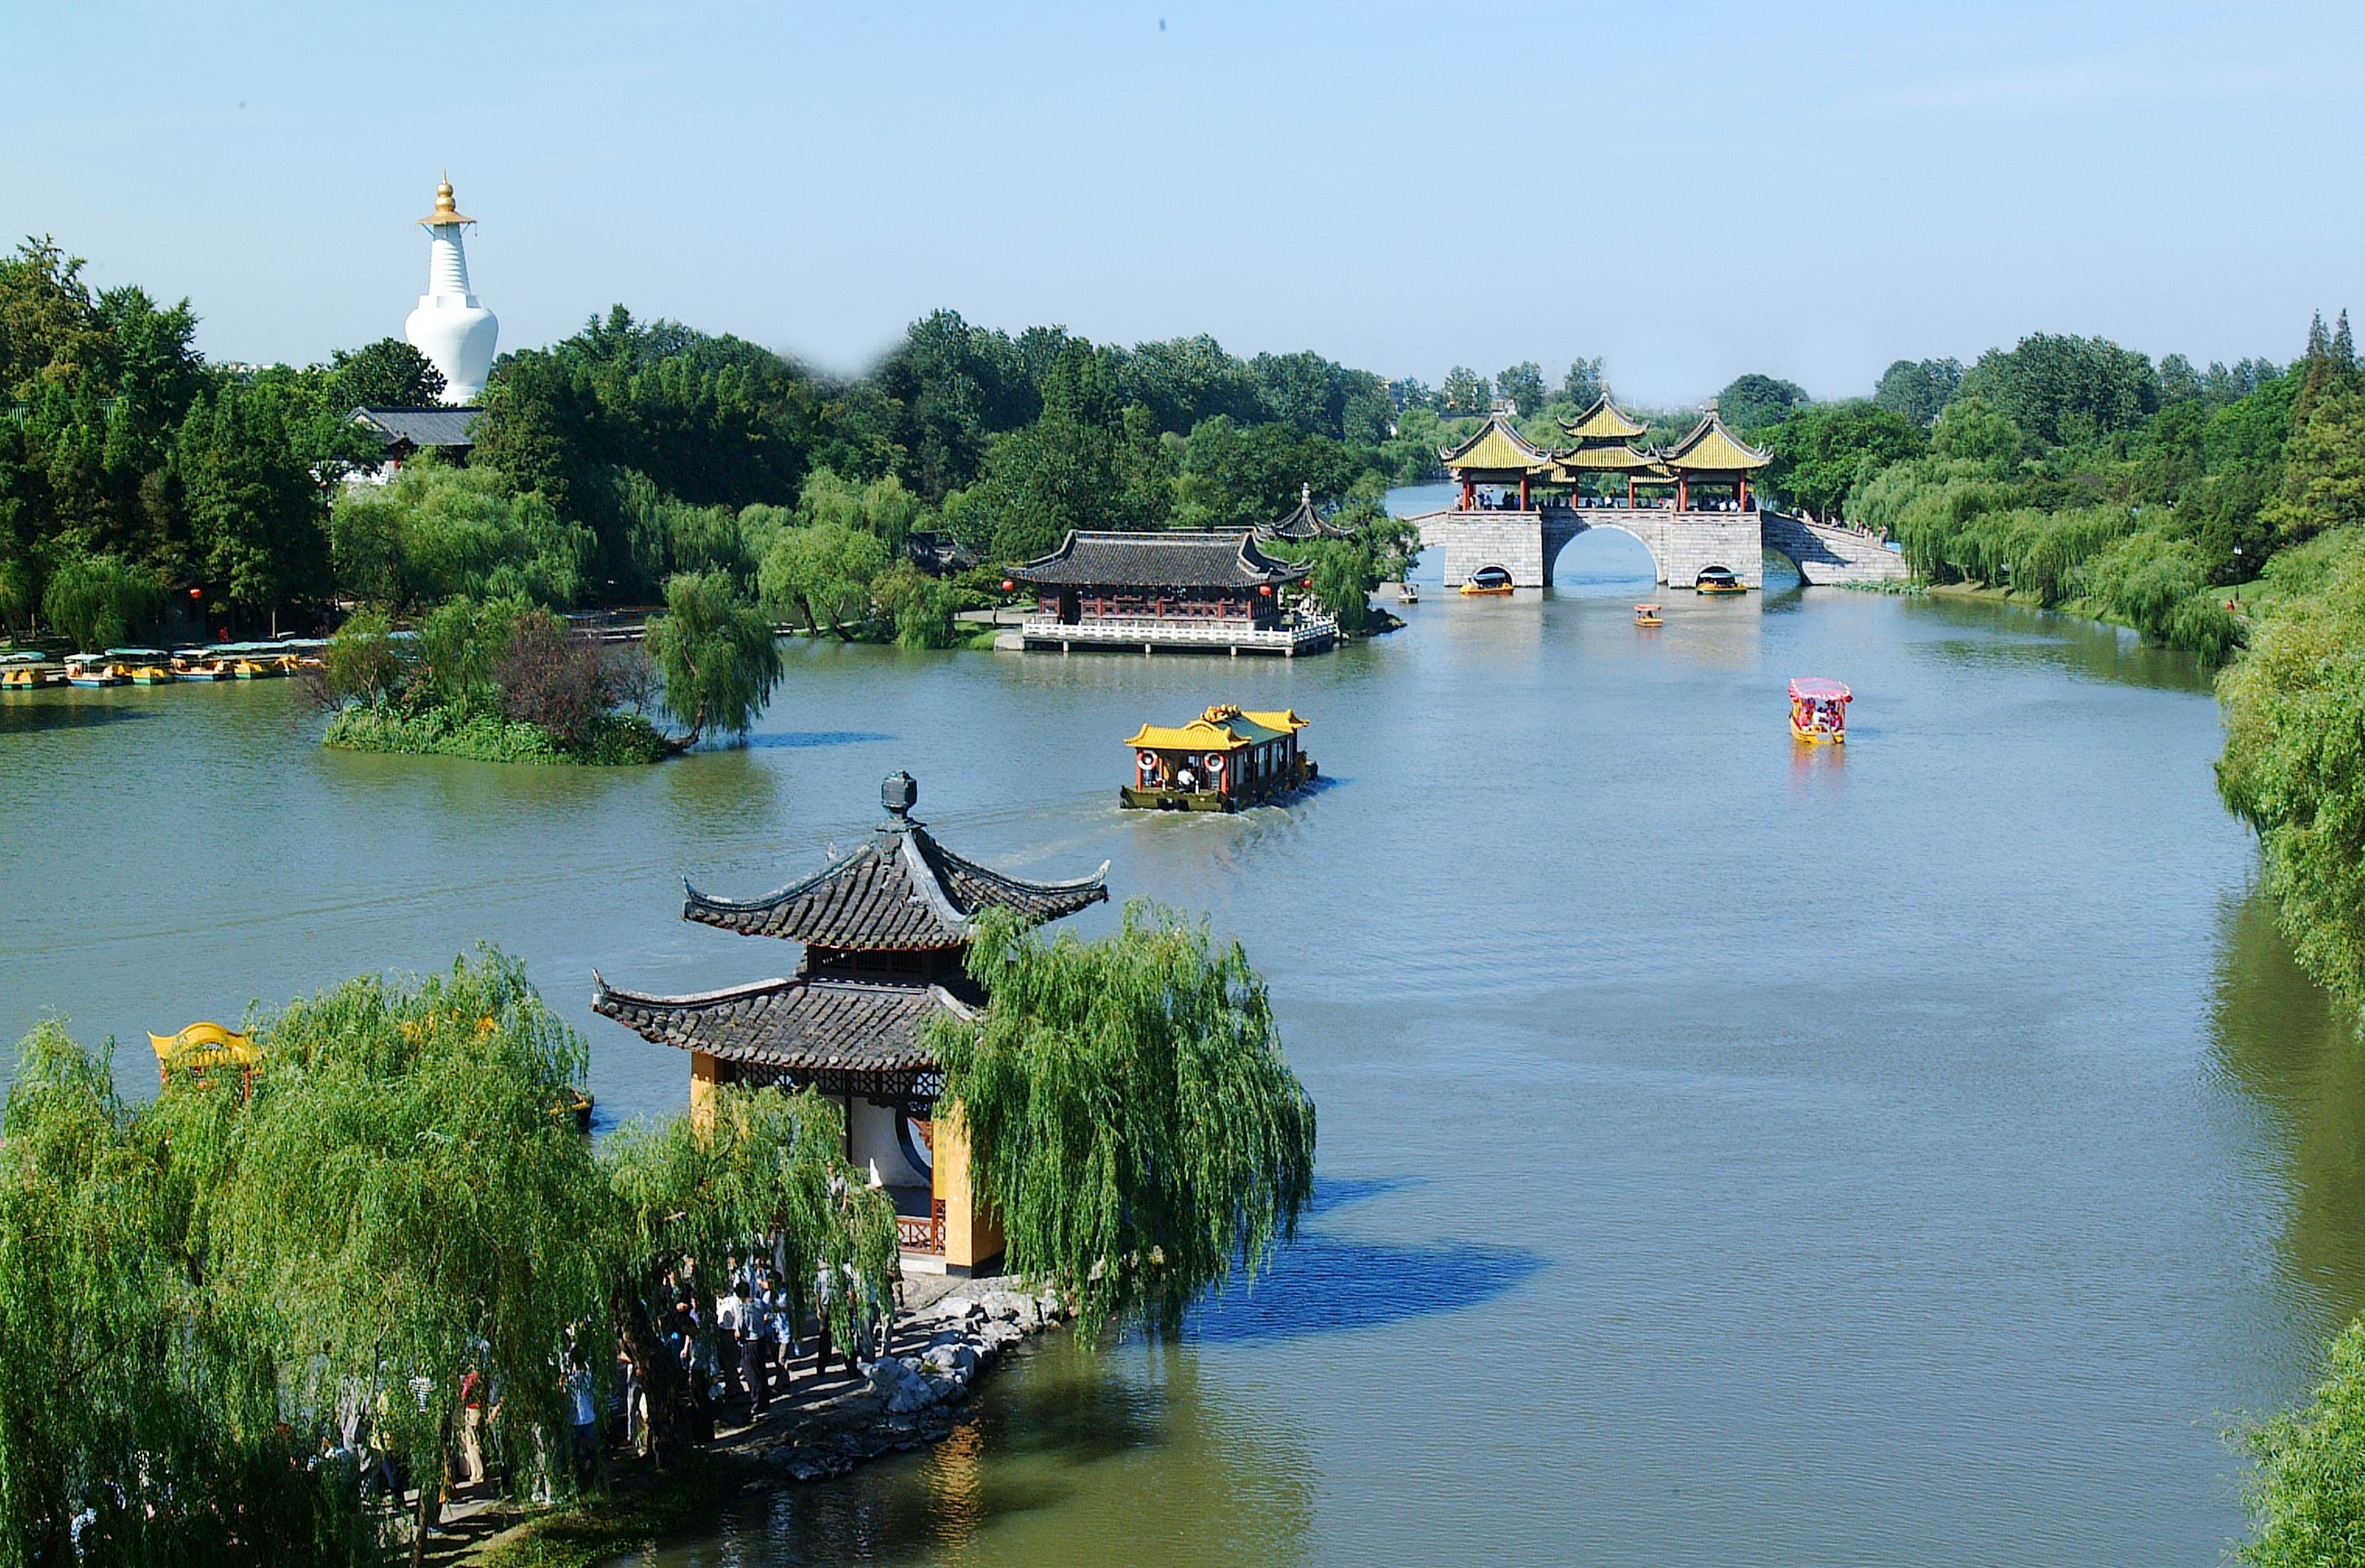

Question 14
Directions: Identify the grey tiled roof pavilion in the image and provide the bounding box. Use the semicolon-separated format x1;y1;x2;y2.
1010;530;1308;590
683;774;1109;950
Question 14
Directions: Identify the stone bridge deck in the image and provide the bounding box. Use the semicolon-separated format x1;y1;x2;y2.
1408;507;1909;590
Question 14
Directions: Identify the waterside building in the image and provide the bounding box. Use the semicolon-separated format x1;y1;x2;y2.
1011;530;1336;656
592;772;1109;1274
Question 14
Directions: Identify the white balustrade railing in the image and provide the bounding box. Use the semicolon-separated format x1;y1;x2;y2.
1021;612;1337;649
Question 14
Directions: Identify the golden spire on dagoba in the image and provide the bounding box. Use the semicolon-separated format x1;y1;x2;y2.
416;171;475;228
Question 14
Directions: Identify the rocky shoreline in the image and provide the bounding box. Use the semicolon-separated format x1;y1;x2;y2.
457;1278;1069;1565
731;1279;1070;1483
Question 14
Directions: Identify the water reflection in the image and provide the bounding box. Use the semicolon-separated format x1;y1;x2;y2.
2207;883;2365;1349
0;695;147;737
640;1337;1314;1567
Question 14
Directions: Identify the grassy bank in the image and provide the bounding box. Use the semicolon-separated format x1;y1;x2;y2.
324;702;670;765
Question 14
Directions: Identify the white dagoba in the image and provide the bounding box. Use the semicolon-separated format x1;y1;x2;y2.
403;174;498;404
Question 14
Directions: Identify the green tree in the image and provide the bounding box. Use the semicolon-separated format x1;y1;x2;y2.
1762;402;1928;518
1439;366;1491;418
645;569;781;746
759;519;892;637
2240;1318;2365;1567
874;559;962;648
328;338;447;408
40;551;160;648
205;954;611;1562
1495;361;1547;416
173;380;330;620
1957;333;2160;445
1716;373;1810;433
2218;533;2365;1008
930;904;1316;1337
1302;537;1382;636
1872;357;1963;426
2262;385;2365;548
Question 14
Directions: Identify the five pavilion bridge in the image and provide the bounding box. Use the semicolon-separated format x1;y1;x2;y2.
1407;399;1910;591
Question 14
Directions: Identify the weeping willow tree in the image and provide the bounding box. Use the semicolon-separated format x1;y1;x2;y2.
2241;1318;2365;1566
931;902;1317;1335
0;950;898;1554
195;951;613;1566
0;1025;370;1567
599;1086;898;1466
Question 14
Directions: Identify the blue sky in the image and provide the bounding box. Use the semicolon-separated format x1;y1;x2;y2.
5;1;2360;404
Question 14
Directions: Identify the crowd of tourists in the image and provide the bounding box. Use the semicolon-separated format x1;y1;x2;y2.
291;1244;902;1541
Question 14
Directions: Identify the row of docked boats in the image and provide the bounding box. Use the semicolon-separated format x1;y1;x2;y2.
1;642;326;688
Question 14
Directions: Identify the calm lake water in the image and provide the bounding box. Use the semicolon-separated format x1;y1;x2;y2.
5;512;2361;1566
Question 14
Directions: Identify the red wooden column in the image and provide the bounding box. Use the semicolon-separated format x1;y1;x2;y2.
1740;476;1751;510
1677;477;1690;512
1460;479;1475;510
1519;472;1530;509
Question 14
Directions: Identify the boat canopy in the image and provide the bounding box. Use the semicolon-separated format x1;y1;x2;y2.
1126;704;1294;753
1789;677;1852;701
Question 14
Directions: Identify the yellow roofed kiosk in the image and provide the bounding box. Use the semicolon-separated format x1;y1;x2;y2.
1439;401;1558;513
1123;705;1317;811
1659;404;1772;513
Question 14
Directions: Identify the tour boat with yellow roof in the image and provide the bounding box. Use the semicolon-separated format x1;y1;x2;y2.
1634;603;1663;627
1123;704;1317;811
1695;567;1747;596
1790;677;1852;744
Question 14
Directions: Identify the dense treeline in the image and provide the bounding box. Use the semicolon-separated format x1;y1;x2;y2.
1;240;1407;652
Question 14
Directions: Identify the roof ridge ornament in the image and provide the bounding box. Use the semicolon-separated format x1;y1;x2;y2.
882;769;919;822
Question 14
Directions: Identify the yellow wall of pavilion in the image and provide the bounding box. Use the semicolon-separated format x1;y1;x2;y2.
933;1103;1005;1275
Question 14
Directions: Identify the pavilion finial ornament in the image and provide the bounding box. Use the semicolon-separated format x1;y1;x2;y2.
882;770;919;820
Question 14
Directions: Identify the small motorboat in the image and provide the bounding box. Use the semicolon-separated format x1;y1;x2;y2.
1398;583;1420;604
1790;677;1852;744
1459;566;1515;597
1695;567;1747;595
1634;603;1663;627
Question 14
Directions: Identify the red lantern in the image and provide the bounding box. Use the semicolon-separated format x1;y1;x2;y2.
1259;584;1274;597
1000;579;1015;593
187;586;203;600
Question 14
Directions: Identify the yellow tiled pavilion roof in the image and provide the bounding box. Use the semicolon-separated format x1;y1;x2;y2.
1558;394;1648;444
1438;412;1556;475
1241;709;1309;734
1125;704;1290;753
1660;410;1771;473
1555;443;1663;474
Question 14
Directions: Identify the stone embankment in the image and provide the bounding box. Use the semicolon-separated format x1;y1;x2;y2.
730;1277;1068;1483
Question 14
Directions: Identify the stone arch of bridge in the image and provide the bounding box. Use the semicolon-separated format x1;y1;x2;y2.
1540;518;1666;588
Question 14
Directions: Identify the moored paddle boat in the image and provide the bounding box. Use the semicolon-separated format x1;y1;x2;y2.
1459;565;1515;597
107;647;177;684
0;652;62;688
1695;567;1747;596
1634;603;1663;627
65;653;128;687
